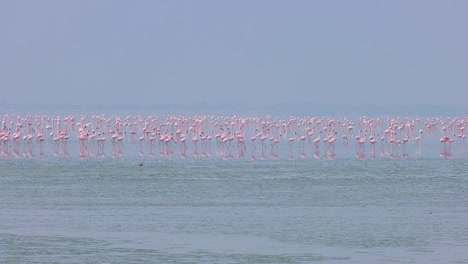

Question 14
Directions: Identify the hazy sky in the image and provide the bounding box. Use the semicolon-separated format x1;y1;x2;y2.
1;0;467;108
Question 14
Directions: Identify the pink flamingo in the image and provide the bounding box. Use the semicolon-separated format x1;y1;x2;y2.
312;131;322;150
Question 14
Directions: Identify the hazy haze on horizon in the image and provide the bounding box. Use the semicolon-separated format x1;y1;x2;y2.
1;1;467;110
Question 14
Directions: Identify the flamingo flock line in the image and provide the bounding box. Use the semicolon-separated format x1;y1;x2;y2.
0;114;466;160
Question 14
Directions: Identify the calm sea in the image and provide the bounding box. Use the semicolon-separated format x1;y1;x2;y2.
0;112;467;263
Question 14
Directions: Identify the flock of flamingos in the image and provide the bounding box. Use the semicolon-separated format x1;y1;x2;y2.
0;113;466;161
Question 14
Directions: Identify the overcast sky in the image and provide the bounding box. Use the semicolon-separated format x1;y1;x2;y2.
1;0;467;109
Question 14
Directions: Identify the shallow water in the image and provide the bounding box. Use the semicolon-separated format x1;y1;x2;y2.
1;155;467;263
1;112;467;263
